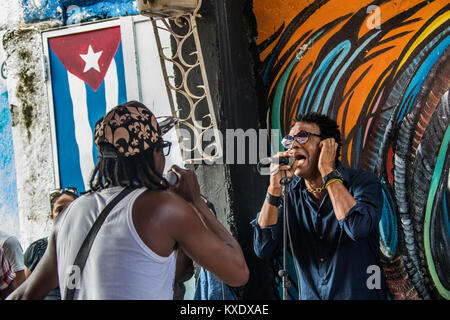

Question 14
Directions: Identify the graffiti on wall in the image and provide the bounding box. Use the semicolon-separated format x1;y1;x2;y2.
253;0;449;299
21;0;138;25
0;32;20;237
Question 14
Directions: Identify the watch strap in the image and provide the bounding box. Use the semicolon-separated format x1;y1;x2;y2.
322;169;344;186
265;192;281;207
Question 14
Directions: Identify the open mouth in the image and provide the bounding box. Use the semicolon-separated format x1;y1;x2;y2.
294;154;307;166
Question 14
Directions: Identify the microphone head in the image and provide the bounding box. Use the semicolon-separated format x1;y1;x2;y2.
278;156;294;166
257;156;294;175
165;171;179;186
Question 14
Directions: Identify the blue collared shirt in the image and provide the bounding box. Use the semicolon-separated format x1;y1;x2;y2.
251;164;387;300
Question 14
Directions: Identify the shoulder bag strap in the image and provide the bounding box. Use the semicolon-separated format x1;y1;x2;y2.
64;186;138;300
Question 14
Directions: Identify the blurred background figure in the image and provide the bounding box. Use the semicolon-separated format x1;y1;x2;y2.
0;247;17;299
23;187;79;300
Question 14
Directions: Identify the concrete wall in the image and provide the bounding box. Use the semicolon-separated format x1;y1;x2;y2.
0;30;20;240
2;21;60;247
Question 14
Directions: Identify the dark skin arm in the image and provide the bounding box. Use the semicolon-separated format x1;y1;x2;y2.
172;198;249;287
318;138;356;221
24;267;32;278
13;271;26;287
9;167;249;299
133;189;249;287
133;165;249;287
257;151;294;228
0;280;17;300
174;248;194;283
171;165;246;252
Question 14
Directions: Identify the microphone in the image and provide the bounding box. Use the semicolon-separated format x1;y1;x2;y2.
165;171;179;186
164;171;212;208
257;156;294;175
258;156;294;168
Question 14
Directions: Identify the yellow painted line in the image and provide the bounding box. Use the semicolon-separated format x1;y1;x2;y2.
395;11;450;76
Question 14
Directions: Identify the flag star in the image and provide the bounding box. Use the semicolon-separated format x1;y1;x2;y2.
80;45;103;73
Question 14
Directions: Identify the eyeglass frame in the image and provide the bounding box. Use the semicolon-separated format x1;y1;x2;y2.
281;130;324;149
156;140;172;156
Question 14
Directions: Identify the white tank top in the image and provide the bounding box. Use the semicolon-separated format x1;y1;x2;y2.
56;186;177;300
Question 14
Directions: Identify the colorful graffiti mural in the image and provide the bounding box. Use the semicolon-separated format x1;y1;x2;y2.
253;0;449;299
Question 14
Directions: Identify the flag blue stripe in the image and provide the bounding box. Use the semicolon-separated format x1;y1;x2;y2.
49;45;85;192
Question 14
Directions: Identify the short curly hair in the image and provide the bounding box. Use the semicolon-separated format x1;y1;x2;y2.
294;113;342;165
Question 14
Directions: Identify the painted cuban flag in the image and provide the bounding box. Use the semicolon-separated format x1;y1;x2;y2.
48;26;127;192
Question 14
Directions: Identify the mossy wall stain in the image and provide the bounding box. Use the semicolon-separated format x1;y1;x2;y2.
16;64;37;138
3;29;39;139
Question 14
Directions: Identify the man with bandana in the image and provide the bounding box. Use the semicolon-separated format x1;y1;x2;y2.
8;101;249;300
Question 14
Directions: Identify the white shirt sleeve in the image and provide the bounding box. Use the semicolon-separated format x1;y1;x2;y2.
2;236;25;273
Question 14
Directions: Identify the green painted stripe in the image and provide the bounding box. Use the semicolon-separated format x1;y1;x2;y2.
270;32;323;152
424;123;450;300
271;58;297;151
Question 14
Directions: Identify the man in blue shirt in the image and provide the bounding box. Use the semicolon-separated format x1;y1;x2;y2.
251;113;387;300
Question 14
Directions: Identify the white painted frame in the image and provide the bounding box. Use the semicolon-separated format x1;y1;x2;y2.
41;16;167;189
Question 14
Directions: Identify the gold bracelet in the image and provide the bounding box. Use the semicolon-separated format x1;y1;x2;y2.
325;178;343;189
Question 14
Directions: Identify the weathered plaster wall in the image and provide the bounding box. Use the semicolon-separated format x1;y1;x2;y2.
0;30;20;239
2;21;61;248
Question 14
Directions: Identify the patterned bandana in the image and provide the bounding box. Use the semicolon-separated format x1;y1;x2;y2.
94;101;177;158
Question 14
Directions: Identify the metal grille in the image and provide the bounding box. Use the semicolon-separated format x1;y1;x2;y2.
146;0;222;164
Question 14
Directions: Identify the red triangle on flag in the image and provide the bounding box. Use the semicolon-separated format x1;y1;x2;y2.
49;26;121;92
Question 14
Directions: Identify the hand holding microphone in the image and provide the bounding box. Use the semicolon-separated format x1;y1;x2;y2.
165;170;179;186
257;155;294;172
165;165;202;204
259;152;296;193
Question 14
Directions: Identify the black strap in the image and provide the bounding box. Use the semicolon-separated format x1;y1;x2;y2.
64;186;137;300
265;191;281;207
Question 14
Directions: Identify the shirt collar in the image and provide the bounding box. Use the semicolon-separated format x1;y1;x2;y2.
291;162;348;190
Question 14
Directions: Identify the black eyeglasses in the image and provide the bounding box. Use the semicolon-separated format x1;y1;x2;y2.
50;187;79;205
281;130;323;149
157;140;172;156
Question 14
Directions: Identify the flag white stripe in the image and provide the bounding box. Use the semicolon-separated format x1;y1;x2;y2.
104;58;118;113
67;71;95;190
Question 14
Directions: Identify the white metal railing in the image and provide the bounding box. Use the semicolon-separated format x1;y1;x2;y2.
138;0;222;164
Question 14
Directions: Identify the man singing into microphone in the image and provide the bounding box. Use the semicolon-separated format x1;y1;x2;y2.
251;113;387;300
